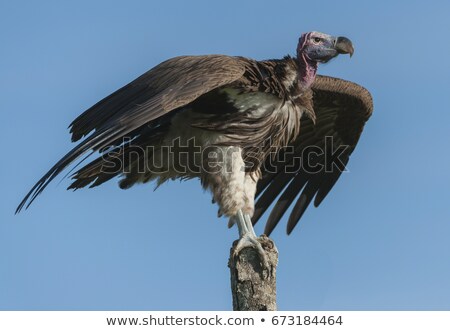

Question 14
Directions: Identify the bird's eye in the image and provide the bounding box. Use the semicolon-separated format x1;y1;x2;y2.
313;37;322;44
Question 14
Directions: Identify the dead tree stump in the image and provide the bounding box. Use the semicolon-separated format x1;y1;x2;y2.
228;235;278;311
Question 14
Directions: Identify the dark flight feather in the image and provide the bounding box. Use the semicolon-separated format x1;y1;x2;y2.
252;75;373;235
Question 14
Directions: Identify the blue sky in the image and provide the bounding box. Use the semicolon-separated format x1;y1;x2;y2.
1;0;449;310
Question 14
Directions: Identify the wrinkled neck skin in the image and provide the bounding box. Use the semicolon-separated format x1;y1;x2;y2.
296;52;318;90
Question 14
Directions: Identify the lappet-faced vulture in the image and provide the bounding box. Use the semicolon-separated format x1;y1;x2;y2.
17;32;373;263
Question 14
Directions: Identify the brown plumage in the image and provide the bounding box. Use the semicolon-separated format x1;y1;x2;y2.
16;31;372;238
253;75;373;235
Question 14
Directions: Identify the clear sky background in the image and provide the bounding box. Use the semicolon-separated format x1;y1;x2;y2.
1;0;449;310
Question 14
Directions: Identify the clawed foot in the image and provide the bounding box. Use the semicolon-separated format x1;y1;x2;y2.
233;233;270;270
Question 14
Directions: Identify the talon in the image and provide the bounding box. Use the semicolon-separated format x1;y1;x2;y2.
233;234;270;271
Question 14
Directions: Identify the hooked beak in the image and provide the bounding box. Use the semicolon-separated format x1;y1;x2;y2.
334;36;354;57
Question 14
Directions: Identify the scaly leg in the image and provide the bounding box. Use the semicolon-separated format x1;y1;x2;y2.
232;210;269;269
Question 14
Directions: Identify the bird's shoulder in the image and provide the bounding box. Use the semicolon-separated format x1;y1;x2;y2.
136;54;300;100
228;55;300;96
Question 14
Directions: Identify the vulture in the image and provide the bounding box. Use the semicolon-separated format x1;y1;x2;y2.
16;31;373;263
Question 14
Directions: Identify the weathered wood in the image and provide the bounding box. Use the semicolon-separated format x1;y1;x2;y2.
228;235;278;311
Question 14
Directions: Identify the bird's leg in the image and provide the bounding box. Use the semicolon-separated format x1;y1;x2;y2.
232;210;269;269
244;213;257;237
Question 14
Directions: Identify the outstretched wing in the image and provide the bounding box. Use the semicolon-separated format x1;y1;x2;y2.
253;75;373;235
16;55;246;213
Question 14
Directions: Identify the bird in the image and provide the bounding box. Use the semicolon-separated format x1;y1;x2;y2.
16;31;372;264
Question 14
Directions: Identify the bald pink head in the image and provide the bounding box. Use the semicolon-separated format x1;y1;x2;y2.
296;31;354;88
297;31;354;62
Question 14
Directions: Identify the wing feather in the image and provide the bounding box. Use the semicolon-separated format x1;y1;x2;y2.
16;55;246;213
253;75;373;235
